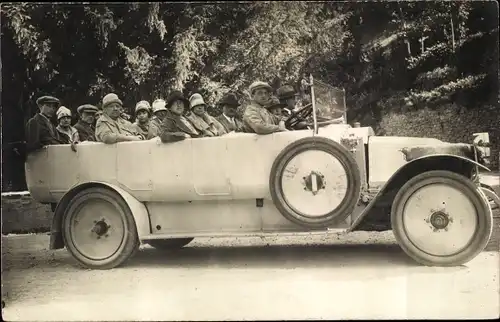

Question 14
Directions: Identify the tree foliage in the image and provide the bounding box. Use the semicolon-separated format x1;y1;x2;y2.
1;1;498;191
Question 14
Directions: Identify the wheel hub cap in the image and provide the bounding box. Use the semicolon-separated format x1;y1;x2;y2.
303;171;326;195
91;220;110;237
429;211;451;230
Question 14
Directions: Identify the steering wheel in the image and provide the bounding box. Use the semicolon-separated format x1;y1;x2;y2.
284;104;313;129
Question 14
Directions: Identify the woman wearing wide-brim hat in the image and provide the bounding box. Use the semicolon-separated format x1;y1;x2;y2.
158;90;202;143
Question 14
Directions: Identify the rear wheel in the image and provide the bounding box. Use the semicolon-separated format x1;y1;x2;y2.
391;170;492;266
62;187;139;269
146;238;194;250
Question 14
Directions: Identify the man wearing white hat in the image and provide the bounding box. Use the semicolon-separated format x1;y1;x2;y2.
132;100;152;138
147;99;168;139
95;93;144;143
243;81;288;134
186;93;226;137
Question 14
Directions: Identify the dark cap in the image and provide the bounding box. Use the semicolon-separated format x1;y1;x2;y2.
266;96;287;110
166;90;190;110
277;85;296;100
219;93;240;107
77;104;99;115
36;96;60;107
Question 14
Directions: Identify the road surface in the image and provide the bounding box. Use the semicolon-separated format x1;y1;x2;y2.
1;232;499;320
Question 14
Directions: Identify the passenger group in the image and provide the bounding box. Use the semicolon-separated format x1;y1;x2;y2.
25;81;308;154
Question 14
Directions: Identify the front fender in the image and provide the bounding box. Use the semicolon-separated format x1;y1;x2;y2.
50;181;151;250
349;154;490;232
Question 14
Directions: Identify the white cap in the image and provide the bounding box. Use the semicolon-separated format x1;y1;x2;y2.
56;106;72;120
152;99;167;114
135;100;151;113
189;93;206;109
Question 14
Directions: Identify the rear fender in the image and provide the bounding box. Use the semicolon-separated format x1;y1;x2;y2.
50;181;151;250
349;154;490;232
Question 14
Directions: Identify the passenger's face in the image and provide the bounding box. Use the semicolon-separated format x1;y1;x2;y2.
286;97;296;109
192;104;205;116
40;103;58;118
155;110;167;120
81;111;95;124
59;116;71;127
223;105;238;118
253;88;271;106
170;100;185;115
270;107;282;116
137;110;149;122
104;103;121;120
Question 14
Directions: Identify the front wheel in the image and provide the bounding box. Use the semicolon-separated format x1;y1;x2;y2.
391;170;492;267
146;238;194;250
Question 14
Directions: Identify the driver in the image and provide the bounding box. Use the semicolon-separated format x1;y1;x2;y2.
277;84;300;115
243;81;288;134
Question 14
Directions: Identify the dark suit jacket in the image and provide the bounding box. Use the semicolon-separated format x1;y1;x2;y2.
159;110;202;143
215;114;245;133
74;120;96;142
25;113;66;154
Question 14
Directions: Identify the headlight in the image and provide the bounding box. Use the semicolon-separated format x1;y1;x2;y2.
472;132;491;167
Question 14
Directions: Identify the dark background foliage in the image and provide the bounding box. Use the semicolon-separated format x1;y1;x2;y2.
1;1;498;191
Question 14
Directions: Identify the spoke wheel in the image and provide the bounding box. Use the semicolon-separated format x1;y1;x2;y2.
62;187;139;269
391;170;492;266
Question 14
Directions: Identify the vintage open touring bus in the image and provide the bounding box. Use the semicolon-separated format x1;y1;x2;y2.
24;77;500;269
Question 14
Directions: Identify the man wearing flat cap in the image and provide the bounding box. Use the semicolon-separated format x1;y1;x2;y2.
74;104;99;142
243;81;288;134
216;93;245;133
266;96;288;117
95;93;144;144
25;95;68;154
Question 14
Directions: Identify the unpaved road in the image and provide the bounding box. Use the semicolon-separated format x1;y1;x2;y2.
1;231;499;320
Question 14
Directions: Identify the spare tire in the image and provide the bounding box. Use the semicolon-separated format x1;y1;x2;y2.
269;137;361;229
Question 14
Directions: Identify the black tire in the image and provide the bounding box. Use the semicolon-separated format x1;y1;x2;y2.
391;170;493;267
62;187;139;269
146;238;194;250
269;137;361;228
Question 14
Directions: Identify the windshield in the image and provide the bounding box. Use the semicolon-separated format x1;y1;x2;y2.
311;78;346;122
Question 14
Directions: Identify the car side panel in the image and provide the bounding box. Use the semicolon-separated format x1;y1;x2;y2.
368;136;443;189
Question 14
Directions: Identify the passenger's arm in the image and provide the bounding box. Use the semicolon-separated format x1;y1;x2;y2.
243;109;280;135
95;121;140;144
25;119;43;153
147;123;160;139
158;118;189;143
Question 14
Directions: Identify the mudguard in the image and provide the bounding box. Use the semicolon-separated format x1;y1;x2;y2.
481;187;500;209
348;154;491;232
50;181;151;249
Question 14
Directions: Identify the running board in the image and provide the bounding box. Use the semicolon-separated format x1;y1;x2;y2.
140;229;348;240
